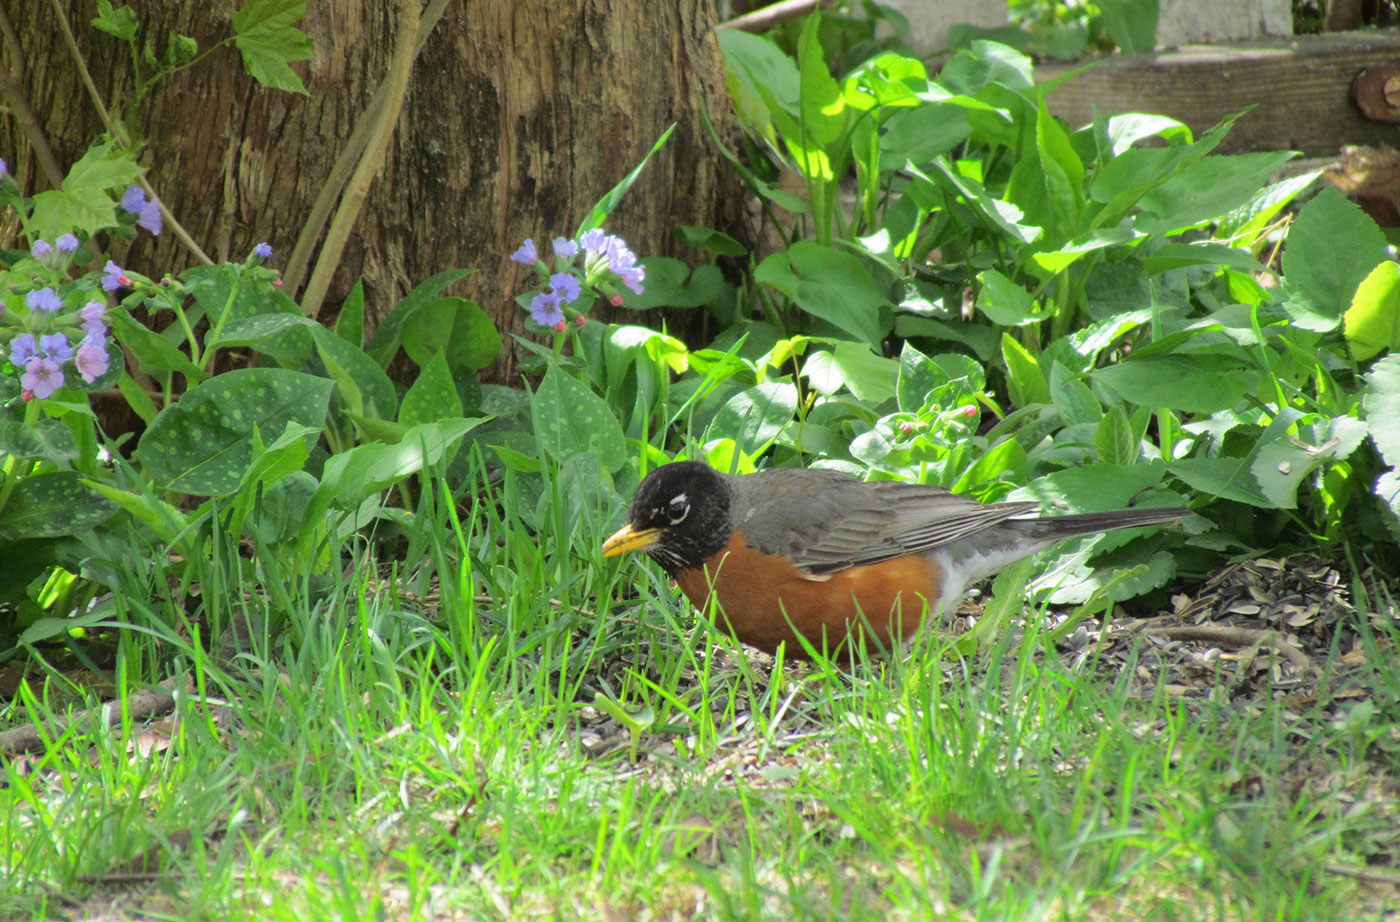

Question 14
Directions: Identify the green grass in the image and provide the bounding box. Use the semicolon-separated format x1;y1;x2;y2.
2;454;1398;921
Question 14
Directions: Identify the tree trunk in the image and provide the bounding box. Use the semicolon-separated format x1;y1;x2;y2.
0;0;749;383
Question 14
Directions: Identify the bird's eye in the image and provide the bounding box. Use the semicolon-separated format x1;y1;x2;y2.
666;495;690;525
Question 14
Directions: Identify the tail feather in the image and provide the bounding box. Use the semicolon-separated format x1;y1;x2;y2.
1015;507;1189;540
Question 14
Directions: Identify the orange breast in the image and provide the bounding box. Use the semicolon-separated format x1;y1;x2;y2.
673;531;944;656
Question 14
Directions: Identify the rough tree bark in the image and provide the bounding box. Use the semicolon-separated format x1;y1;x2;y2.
0;0;749;382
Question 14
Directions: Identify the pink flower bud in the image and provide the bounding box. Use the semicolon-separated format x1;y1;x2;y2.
610;294;623;307
553;320;567;333
575;315;586;326
273;279;283;289
117;274;131;287
901;423;914;436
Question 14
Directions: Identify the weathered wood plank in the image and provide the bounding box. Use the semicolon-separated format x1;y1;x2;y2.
1041;32;1400;156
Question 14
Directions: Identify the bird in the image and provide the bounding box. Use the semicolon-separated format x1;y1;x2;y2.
601;460;1188;658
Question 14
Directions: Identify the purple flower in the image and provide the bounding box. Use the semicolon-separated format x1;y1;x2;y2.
102;260;128;291
579;229;607;254
254;242;273;258
137;200;162;235
120;184;147;213
619;264;645;295
550;272;581;303
56;233;79;251
510;239;538;265
38;333;72;364
0;157;7;176
528;291;564;327
552;237;579;259
31;239;52;258
604;236;638;271
75;337;109;383
21;357;63;399
80;300;106;325
26;287;61;312
9;333;38;366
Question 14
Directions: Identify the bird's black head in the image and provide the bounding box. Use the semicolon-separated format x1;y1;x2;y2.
601;461;734;574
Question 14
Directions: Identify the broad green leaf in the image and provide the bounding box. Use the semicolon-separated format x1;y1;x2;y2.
92;0;138;40
1010;461;1170;510
879;105;971;169
135;369;332;496
1251;417;1368;508
1029;229;1134;275
247;470;318;546
311;325;397;420
1049;363;1102;426
208;312;315;364
796;13;845;148
0;472;116;540
118;373;159;424
1140;241;1266;276
366;269;476;367
1093;355;1253;414
976;269;1050;326
1095;406;1136;465
306;419;485;540
108;309;208;385
622;260;725;309
1103;113;1191;155
608;325;690;374
1089;112;1240;216
1134;151;1296;235
1220;170;1320;244
1281;187;1387;332
0;419;77;465
1344;260;1400;361
924;159;1042;245
335;279;366;347
675;225;747;257
1168;456;1270;507
1097;0;1158;52
401;296;501;372
30;140;144;238
754;242;887;345
1001;334;1049;407
399;350;462;427
533;364;627;473
1363;354;1400;465
709;381;799;455
232;0;314;93
897;341;944;413
802;342;897;403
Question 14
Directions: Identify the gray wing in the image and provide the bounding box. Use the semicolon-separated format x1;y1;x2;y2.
731;469;1040;575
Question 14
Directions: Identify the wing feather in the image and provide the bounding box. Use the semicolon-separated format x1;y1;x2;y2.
732;470;1040;574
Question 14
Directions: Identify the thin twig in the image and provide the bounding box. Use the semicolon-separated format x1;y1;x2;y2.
299;0;423;320
44;0;212;264
716;0;837;33
1137;624;1314;673
0;677;186;756
284;0;451;298
1322;861;1400;884
0;64;67;188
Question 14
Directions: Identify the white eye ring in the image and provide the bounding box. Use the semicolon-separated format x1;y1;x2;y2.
666;495;690;525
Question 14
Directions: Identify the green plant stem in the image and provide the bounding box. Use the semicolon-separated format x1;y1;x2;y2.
0;399;43;516
285;0;450;299
300;0;421;321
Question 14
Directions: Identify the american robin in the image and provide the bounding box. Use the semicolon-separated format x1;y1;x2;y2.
602;461;1188;656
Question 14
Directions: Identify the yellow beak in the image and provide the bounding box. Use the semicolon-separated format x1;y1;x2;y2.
601;523;662;557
